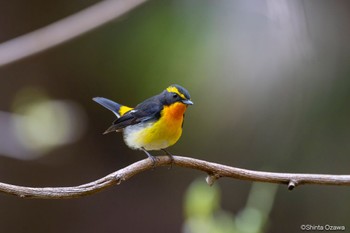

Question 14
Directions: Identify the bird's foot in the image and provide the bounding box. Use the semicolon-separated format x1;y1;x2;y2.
141;147;157;168
161;149;174;169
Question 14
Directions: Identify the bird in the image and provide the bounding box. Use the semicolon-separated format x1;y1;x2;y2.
93;84;193;165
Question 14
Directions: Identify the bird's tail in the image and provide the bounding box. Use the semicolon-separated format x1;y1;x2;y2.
93;97;132;118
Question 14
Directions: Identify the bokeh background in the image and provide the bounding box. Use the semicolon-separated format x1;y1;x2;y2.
1;0;350;232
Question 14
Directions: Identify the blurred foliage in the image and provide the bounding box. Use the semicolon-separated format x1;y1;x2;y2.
12;87;87;157
183;179;277;233
1;0;350;233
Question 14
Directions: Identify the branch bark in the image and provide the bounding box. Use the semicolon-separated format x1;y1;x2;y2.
0;0;147;67
1;155;349;199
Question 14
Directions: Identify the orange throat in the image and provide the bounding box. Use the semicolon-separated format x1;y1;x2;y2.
163;102;187;120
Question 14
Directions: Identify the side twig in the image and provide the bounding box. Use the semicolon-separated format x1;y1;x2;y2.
0;0;147;67
0;155;349;199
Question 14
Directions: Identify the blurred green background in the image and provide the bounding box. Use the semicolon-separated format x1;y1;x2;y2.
0;0;350;232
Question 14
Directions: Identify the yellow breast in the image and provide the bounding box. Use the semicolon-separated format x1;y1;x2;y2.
123;102;187;150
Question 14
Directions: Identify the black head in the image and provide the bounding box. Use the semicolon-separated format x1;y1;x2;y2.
162;84;193;106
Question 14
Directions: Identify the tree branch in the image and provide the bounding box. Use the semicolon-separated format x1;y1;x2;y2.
1;155;349;199
0;0;147;67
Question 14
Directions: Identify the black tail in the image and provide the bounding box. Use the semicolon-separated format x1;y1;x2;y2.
93;97;122;117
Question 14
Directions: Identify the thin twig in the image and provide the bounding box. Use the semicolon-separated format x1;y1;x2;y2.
0;0;147;67
0;155;349;199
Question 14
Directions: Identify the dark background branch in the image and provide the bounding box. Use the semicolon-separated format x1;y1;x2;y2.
0;0;147;67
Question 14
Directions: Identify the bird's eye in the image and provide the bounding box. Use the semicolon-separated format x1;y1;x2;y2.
172;93;178;98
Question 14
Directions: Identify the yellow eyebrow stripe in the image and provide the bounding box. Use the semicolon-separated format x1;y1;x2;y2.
166;86;186;99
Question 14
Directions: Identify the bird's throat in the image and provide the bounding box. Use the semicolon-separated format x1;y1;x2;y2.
163;102;187;120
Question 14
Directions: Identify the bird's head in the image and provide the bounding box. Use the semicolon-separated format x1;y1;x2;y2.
163;84;193;106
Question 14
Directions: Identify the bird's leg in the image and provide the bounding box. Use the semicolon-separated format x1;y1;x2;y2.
141;147;157;167
161;149;174;168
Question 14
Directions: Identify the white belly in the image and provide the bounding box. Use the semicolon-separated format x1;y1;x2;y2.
122;103;185;151
123;123;172;151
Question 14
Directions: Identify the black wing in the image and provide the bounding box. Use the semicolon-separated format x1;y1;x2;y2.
103;95;163;134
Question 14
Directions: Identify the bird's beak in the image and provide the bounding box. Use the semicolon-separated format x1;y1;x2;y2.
182;99;194;105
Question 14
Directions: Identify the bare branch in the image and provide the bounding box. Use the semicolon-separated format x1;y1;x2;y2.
0;155;349;199
0;0;147;67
